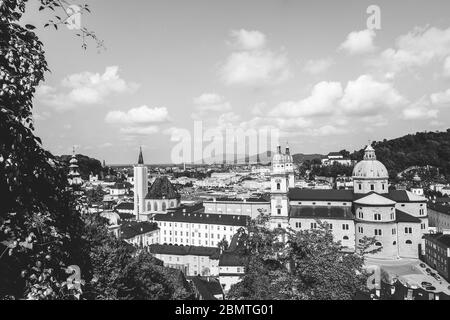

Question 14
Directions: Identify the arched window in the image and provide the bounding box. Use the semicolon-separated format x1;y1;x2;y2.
170;201;174;208
405;240;412;244
375;242;382;247
276;183;280;190
154;201;158;211
162;202;166;211
343;236;349;240
147;202;151;211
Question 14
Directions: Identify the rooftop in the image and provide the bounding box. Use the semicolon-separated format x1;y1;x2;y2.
424;233;450;247
146;176;180;200
395;209;421;223
149;244;219;258
288;189;354;202
120;221;159;239
219;251;246;267
154;208;249;227
289;205;353;220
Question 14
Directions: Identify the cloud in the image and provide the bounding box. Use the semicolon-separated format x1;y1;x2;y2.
105;105;170;136
229;29;267;50
304;58;334;75
371;26;450;74
36;66;139;111
402;97;438;120
220;29;290;86
430;88;450;105
339;29;376;55
105;105;170;125
339;75;407;116
269;81;343;118
191;93;232;120
444;56;450;78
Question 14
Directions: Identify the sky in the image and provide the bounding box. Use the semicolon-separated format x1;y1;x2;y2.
22;0;450;164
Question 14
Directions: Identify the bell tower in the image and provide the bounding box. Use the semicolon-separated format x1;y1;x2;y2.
270;144;289;229
133;147;148;221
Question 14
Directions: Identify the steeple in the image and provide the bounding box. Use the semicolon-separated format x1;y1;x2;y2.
285;141;290;155
363;143;376;160
138;146;144;165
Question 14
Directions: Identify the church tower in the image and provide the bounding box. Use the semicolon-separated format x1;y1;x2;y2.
133;147;148;221
68;146;82;186
285;142;295;188
270;144;289;229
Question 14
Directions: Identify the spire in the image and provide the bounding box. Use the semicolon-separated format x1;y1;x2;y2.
138;146;144;165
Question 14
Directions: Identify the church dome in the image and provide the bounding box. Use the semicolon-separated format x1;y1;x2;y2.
272;145;285;164
352;145;388;179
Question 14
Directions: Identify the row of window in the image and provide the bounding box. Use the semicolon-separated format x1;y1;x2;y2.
294;222;349;230
357;212;395;220
147;200;176;212
164;230;228;239
161;222;233;231
358;239;413;245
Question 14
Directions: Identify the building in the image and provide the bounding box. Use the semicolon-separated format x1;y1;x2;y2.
422;233;450;282
109;182;130;197
203;197;270;219
152;204;249;248
218;251;245;293
191;276;224;300
149;244;220;277
268;144;429;259
68;147;83;186
321;152;354;166
142;176;181;220
100;211;121;237
428;203;450;233
120;221;159;247
410;173;424;196
133;147;148;220
114;202;134;215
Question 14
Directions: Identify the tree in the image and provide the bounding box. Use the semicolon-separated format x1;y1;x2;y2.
227;218;377;300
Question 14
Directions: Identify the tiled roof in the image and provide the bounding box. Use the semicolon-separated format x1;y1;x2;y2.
289;205;354;220
428;203;450;216
154;209;249;227
219;251;246;267
208;197;270;203
120;221;159;239
191;277;223;300
424;233;450;247
149;244;219;258
146;176;180;200
395;209;421;223
115;202;134;210
288;189;354;202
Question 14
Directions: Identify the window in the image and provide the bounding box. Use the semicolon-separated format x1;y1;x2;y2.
359;184;362;190
392;228;396;235
393;241;397;245
342;224;349;230
358;212;364;219
162;202;166;211
375;242;382;247
295;222;301;228
277;208;281;215
406;240;412;244
419;209;424;216
382;184;385;190
375;229;382;236
374;213;381;221
343;236;349;240
147;202;152;211
405;227;412;234
421;223;426;230
276;183;280;190
358;226;364;233
154;202;158;211
328;223;333;230
311;222;317;229
370;184;374;191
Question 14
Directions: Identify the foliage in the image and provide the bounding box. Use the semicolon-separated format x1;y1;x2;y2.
227;218;375;300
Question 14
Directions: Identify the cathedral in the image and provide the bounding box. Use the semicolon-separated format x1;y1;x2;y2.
270;143;428;259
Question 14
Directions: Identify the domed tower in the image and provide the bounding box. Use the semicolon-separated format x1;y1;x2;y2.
353;144;389;194
285;142;295;188
353;144;398;259
133;147;148;221
270;144;289;229
68;146;82;186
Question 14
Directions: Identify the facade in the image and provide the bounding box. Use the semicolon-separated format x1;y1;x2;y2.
422;233;450;282
428;203;450;232
321;152;354;166
218;251;245;293
269;144;429;260
152;205;249;248
149;244;220;277
203;197;270;219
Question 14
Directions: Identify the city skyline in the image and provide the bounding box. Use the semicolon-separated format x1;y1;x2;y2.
22;0;450;164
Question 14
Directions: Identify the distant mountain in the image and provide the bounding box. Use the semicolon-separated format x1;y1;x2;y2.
292;153;325;163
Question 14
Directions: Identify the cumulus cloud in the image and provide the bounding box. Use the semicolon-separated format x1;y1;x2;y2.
105;105;170;136
371;26;450;74
339;75;407;116
36;66;139;111
339;29;376;55
229;29;267;50
304;58;334;75
430;88;450;105
444;56;450;78
269;81;343;118
220;29;290;86
402;97;438;120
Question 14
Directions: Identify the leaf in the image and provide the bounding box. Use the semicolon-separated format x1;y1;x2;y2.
25;24;36;30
